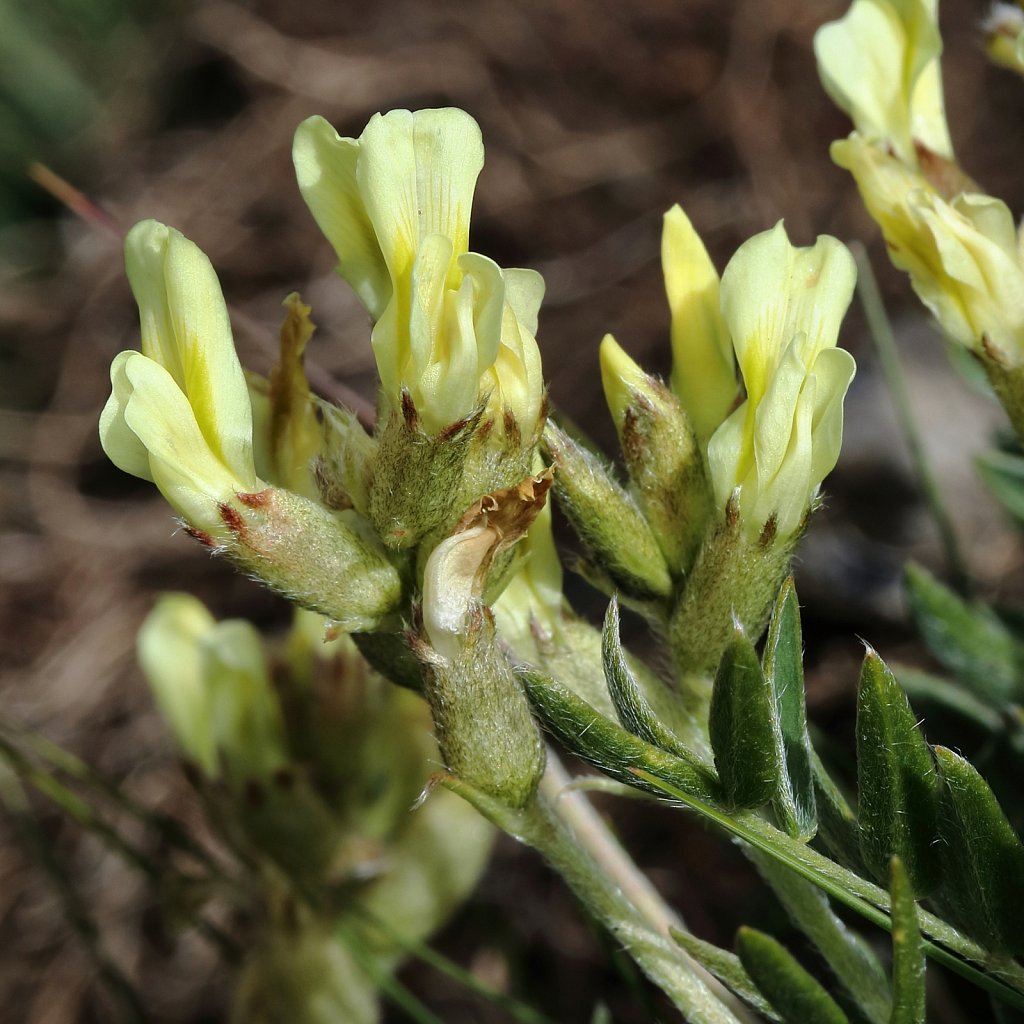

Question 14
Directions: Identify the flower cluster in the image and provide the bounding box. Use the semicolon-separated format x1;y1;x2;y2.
603;212;856;545
816;0;1024;374
99;103;859;809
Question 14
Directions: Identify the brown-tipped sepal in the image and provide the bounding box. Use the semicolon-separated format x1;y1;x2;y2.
368;392;482;549
220;487;404;632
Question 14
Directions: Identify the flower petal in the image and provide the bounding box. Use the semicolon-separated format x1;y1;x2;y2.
124;221;256;489
807;347;857;487
99;350;155;481
120;353;248;530
137;593;218;776
752;337;809;494
200;619;287;779
293;115;392;319
662;204;736;442
814;0;950;162
720;222;856;405
356;108;484;287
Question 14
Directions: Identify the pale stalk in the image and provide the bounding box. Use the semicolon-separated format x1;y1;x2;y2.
447;766;752;1024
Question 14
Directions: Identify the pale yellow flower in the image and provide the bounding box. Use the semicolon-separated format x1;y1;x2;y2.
99;220;260;535
814;0;952;164
138;593;287;780
834;135;1024;364
293;108;544;438
707;223;857;540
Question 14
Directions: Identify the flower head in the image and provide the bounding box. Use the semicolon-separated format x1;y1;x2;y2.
293;109;544;439
99;220;260;535
818;1;1024;370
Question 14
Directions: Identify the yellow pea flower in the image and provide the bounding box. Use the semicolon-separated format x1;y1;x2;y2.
814;0;952;165
912;190;1024;365
707;223;857;541
100;220;261;536
835;145;1024;367
293;108;544;439
101;221;404;630
818;1;1024;434
138;593;288;782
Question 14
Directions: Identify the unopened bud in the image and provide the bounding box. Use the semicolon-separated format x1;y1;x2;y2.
542;423;672;604
599;334;713;575
312;400;377;516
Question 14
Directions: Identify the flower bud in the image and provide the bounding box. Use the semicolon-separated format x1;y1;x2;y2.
137;593;287;782
308;399;377;517
543;423;672;604
661;205;738;444
599;334;713;575
137;594;219;777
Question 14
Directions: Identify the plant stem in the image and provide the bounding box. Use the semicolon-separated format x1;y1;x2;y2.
852;243;971;596
446;772;749;1024
540;753;681;937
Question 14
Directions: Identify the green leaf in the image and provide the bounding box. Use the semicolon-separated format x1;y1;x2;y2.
709;626;782;809
520;667;720;802
977;448;1024;525
904;562;1019;707
602;597;706;766
934;746;1024;955
736;927;850;1024
627;766;1024;1009
889;857;925;1024
669;927;780;1021
751;851;891;1024
763;578;817;839
810;749;865;874
856;651;940;896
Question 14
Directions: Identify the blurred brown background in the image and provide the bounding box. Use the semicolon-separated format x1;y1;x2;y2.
2;0;1023;1020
